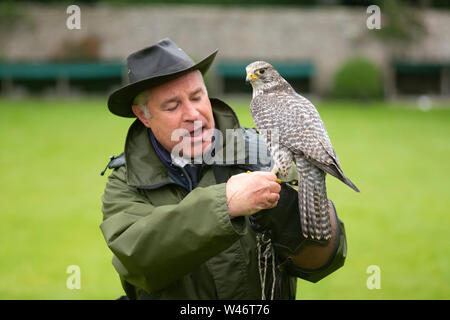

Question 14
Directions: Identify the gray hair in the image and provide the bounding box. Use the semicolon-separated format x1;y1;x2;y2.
133;90;151;119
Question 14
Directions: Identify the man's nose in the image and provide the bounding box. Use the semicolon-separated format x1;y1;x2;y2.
182;102;200;121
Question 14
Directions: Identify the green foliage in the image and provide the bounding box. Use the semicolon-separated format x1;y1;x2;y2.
373;0;427;44
331;58;384;100
9;0;450;7
18;0;317;5
0;0;24;29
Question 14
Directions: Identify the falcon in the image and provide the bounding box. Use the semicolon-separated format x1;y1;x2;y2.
246;61;359;241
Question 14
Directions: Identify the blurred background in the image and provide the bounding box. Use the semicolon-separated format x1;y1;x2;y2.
0;0;449;299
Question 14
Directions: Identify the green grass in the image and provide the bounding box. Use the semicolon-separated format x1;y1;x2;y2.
0;97;449;299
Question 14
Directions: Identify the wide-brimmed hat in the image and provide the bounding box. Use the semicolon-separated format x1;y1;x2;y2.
108;38;218;117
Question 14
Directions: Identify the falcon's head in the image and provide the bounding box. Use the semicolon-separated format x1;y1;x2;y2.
245;61;280;88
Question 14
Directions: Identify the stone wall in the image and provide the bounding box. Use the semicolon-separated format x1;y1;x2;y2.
2;4;450;95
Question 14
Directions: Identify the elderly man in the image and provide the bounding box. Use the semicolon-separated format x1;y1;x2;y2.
101;38;347;300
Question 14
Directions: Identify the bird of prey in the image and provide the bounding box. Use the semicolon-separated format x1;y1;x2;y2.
246;61;359;241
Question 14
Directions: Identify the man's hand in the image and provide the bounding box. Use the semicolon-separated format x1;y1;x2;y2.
226;171;281;219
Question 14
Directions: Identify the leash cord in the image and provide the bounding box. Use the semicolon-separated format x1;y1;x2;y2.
257;233;277;300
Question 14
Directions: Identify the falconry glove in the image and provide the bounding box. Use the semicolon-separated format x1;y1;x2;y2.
249;182;347;283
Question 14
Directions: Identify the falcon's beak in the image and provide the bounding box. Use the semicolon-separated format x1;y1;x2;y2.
246;73;258;83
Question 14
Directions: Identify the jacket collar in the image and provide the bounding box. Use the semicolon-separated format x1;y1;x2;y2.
124;98;245;188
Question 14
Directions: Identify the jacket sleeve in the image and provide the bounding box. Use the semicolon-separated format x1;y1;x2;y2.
100;166;246;293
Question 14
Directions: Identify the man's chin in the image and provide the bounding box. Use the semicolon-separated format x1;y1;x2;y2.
181;141;212;160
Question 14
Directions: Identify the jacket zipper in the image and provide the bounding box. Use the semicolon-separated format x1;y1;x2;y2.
179;166;193;191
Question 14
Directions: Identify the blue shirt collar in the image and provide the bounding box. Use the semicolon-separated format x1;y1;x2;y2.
148;128;173;166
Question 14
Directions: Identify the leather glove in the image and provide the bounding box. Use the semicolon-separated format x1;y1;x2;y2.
249;182;308;254
249;182;347;283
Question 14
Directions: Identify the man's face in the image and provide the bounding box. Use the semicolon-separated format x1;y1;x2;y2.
134;70;215;158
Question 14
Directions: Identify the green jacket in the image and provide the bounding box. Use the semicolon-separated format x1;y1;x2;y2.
100;98;346;300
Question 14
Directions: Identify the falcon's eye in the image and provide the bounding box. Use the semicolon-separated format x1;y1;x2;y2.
259;69;265;74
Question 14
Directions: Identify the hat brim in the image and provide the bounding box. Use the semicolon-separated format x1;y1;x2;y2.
108;49;218;118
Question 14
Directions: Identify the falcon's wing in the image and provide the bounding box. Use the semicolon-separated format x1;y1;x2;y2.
250;93;338;168
250;93;359;192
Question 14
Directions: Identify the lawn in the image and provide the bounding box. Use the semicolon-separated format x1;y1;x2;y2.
0;97;449;299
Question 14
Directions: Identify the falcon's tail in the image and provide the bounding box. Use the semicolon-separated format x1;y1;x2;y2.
296;157;332;241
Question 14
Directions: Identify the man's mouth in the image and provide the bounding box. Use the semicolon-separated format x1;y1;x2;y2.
187;125;208;142
190;125;204;137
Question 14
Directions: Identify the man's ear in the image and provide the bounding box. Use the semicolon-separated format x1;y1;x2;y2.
132;105;151;128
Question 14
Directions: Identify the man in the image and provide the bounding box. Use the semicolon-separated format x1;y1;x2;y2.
101;38;347;300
